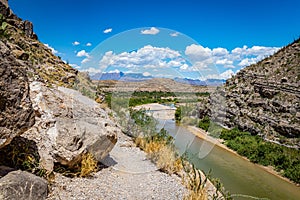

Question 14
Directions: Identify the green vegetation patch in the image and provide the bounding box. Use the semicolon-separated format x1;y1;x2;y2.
0;136;46;178
196;115;300;184
104;91;209;108
220;128;300;184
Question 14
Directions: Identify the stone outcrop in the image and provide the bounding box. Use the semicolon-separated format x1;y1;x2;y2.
0;0;115;168
0;41;35;149
0;0;8;7
23;82;119;171
209;39;300;148
0;0;78;87
0;2;119;199
0;170;48;200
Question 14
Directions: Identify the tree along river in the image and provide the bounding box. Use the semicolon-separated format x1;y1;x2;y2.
155;117;300;200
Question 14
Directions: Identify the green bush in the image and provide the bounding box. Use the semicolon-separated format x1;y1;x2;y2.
175;106;181;122
220;128;300;184
198;116;210;131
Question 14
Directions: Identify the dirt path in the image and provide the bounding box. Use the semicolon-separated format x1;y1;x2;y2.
47;131;187;200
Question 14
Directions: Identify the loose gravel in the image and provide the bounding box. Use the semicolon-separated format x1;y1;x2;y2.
47;132;187;200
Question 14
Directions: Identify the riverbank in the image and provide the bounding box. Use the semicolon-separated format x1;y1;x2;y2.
134;103;176;120
186;126;299;187
134;103;299;187
133;103;225;198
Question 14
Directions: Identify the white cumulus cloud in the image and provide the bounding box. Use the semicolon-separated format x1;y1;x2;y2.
232;45;279;57
81;58;91;64
212;47;229;56
82;67;101;75
206;69;235;80
81;43;280;80
72;41;80;46
216;59;233;65
69;63;81;69
98;45;184;70
185;44;212;62
103;28;112;34
44;44;58;54
238;58;258;67
141;27;160;35
86;42;92;46
183;43;280;73
180;64;189;70
170;32;180;37
143;72;151;76
76;50;89;57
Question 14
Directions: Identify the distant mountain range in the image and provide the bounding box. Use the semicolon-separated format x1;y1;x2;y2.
90;72;225;86
90;72;152;82
173;77;225;86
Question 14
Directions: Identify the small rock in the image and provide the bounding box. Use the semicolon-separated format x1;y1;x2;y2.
0;170;48;200
12;49;29;60
120;141;135;147
24;20;33;38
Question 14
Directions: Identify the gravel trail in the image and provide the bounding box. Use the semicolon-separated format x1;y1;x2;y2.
47;131;187;200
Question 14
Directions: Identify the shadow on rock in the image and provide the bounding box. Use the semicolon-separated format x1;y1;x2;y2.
0;136;45;177
100;155;118;168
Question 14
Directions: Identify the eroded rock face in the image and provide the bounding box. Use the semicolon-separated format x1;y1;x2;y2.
0;0;8;7
209;39;300;148
0;170;48;200
23;82;119;171
0;0;78;88
0;41;35;149
23;20;33;38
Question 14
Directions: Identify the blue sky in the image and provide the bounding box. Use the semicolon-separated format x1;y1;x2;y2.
10;0;300;79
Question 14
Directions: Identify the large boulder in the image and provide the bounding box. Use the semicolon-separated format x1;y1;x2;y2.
0;170;48;200
0;41;35;149
23;82;119;171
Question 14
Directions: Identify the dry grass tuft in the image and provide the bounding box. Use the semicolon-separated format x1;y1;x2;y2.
155;145;183;175
0;136;47;178
185;191;207;200
183;163;208;200
135;137;182;175
80;153;98;177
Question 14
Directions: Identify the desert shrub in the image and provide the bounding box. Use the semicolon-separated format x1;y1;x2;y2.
181;117;198;126
54;153;98;177
182;162;208;200
175;106;182;122
220;128;300;183
80;153;98;177
0;136;46;178
134;128;182;175
198;116;210;131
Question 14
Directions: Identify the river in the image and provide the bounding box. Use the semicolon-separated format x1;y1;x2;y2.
142;104;300;200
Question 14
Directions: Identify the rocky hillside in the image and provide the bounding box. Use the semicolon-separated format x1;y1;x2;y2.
210;38;300;148
96;78;215;93
0;0;78;87
0;1;120;199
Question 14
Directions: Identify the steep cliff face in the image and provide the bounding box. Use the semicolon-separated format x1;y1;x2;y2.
0;42;35;148
211;39;300;148
0;0;78;149
0;0;78;87
0;0;118;173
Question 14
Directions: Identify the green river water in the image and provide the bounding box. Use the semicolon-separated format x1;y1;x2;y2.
157;119;300;200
